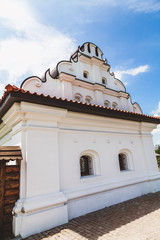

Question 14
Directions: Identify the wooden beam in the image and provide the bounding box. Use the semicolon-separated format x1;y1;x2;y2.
0;146;22;161
0;151;22;156
0;146;20;151
0;161;6;236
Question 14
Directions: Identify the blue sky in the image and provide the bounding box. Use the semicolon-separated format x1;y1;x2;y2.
0;1;160;119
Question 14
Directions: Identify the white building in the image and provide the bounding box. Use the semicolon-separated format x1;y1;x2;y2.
0;42;160;238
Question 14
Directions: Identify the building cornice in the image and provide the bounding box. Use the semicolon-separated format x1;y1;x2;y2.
59;73;75;83
73;78;129;98
0;85;160;125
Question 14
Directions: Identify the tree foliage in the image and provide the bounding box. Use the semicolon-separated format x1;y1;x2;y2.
155;145;160;168
155;144;160;154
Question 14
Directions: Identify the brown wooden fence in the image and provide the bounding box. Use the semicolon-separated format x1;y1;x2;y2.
0;146;22;238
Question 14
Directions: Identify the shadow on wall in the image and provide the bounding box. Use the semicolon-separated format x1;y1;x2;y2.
24;192;160;240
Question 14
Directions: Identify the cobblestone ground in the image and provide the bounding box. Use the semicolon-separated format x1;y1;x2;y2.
24;192;160;240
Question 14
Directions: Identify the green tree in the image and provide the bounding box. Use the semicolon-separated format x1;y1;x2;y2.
155;144;160;154
155;145;160;168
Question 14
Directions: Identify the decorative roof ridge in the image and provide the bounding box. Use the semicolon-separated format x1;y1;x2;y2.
0;84;159;121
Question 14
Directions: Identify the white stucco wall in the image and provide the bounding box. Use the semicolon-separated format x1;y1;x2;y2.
0;101;159;238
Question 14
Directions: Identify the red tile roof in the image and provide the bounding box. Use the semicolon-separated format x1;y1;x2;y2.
0;84;160;124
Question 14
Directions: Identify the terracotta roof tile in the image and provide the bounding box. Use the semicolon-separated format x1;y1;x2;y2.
0;84;160;122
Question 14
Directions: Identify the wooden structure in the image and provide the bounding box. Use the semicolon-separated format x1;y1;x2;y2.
0;146;22;238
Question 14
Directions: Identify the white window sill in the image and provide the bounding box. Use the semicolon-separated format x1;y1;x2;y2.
80;174;101;180
120;169;134;173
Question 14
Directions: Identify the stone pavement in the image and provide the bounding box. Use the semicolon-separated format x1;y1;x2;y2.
24;192;160;240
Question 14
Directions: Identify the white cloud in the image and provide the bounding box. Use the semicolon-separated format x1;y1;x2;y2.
126;0;160;13
0;0;76;96
151;104;160;145
0;0;35;31
151;102;160;116
152;125;160;146
114;65;149;80
76;0;160;13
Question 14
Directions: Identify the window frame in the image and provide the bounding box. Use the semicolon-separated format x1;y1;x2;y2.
79;150;101;179
118;149;134;173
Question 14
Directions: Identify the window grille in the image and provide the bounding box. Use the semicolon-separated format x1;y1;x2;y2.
80;155;93;176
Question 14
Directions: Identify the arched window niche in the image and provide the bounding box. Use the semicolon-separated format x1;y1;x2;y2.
95;46;99;57
83;70;89;79
102;77;107;85
85;96;92;104
112;102;118;109
79;150;101;178
104;100;110;108
118;149;134;172
74;93;82;102
87;43;91;53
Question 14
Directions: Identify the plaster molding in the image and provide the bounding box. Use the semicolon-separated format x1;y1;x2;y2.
0;122;11;140
73;78;128;99
100;64;110;71
94;83;105;92
13;192;67;215
79;55;92;64
90;56;105;66
2;103;25;128
64;174;160;202
59;72;75;83
0;131;12;145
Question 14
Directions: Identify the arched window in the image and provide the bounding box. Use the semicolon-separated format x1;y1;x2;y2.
80;44;85;52
80;155;93;176
104;100;110;107
112;102;118;109
87;43;91;53
83;71;89;79
95;46;98;57
74;93;82;102
85;96;92;104
102;77;107;85
118;153;128;171
79;150;101;178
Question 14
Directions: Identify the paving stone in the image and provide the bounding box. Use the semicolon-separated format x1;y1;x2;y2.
24;192;160;240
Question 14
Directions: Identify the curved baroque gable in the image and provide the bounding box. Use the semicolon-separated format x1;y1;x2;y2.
21;42;142;114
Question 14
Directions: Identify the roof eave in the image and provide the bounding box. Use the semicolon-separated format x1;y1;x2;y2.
0;90;160;124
